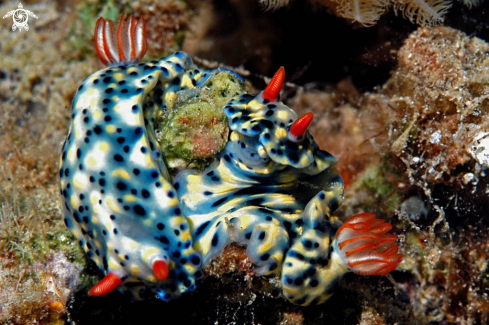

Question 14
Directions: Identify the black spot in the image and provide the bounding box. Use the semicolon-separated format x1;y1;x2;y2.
118;80;125;85
121;88;128;94
140;146;147;153
132;105;138;111
130;71;138;76
157;223;165;230
141;189;150;198
135;127;142;135
103;257;108;271
174;208;181;215
304;240;312;248
159;236;169;244
133;168;140;175
310;279;319;287
195;221;210;236
117;137;124;144
113;228;118;234
174;182;180;190
211;197;227;207
283;221;292;230
98;179;106;186
269;262;278;271
114;154;124;162
116;182;127;191
167;191;175;198
203;191;213;196
104;115;112;122
151;171;158;178
260;253;270;261
89;176;95;183
294;278;303;286
245;232;252;240
211;234;219;247
134;205;146;216
258;231;266;240
190;255;200;265
93;126;102;135
93;79;99;84
123;145;130;153
103;98;111;104
110;215;116;220
103;76;112;83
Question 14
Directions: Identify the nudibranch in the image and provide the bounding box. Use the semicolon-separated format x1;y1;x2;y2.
59;14;402;305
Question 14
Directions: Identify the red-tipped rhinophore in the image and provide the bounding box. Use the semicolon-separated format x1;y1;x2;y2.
262;67;285;102
290;112;314;138
95;14;147;66
88;272;123;296
336;213;402;276
153;260;169;281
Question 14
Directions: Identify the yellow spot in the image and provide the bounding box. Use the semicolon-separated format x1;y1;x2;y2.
130;241;139;249
142;248;160;263
112;169;131;180
248;99;264;111
90;196;98;205
124;195;137;203
87;156;97;167
108;260;120;270
276;128;287;139
181;75;194;89
67;148;75;160
94;110;102;120
106;197;121;213
99;142;110;152
73;177;84;189
164;92;177;109
106;125;116;133
143;219;153;227
92;206;99;215
70;196;79;210
130;265;141;276
91;215;99;225
113;72;124;80
145;275;157;282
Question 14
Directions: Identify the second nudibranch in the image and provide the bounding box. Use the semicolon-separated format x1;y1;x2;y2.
59;14;402;305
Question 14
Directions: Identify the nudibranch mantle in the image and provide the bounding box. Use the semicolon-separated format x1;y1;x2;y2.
59;14;402;306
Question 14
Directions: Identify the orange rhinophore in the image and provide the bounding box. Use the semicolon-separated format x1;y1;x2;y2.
336;213;402;276
153;260;170;281
88;272;123;296
290;112;314;138
262;66;285;102
94;14;147;66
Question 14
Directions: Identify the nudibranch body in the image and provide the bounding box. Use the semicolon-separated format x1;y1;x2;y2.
59;14;402;305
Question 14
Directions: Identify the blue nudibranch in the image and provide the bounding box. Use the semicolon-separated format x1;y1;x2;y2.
59;14;402;306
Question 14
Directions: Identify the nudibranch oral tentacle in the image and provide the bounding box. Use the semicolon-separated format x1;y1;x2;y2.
60;14;402;306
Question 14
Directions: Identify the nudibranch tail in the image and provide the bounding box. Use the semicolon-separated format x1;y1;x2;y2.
89;272;123;296
262;66;285;102
95;14;147;66
335;213;402;276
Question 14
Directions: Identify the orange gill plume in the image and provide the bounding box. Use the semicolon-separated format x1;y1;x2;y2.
95;14;147;66
335;213;402;276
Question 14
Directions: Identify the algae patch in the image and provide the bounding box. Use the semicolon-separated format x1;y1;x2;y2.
156;70;246;172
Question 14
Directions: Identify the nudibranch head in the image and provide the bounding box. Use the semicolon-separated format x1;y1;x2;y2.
335;213;402;276
223;68;328;170
95;14;147;66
